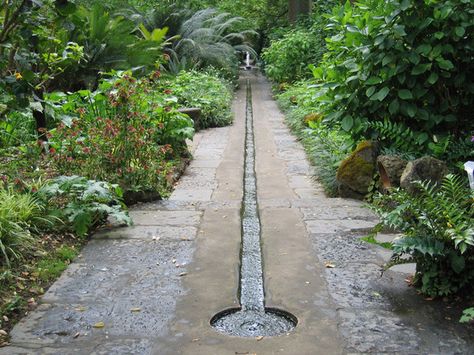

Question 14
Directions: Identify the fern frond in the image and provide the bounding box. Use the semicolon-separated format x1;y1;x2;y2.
365;119;429;155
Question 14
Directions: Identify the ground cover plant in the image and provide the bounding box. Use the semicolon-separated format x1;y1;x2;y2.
0;176;131;343
159;70;234;128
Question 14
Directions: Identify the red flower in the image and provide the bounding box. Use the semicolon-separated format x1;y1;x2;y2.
49;147;56;154
164;89;172;94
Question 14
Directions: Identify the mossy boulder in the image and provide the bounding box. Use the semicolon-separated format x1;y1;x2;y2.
336;140;378;199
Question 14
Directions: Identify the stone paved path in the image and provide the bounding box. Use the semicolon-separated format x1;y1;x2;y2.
2;72;473;354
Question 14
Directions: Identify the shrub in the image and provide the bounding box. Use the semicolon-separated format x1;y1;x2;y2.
160;70;233;128
371;174;474;297
0;188;47;266
310;0;474;160
262;27;324;83
261;1;337;84
48;71;194;195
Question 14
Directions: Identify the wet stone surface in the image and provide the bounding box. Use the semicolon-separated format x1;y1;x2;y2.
211;310;296;337
9;239;193;347
309;233;380;266
128;210;202;226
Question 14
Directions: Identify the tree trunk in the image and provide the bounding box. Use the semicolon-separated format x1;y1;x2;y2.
288;0;312;23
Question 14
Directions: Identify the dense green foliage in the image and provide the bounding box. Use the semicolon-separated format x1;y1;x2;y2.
169;0;289;48
372;174;474;297
160;70;233;128
311;0;474;153
262;28;324;83
165;9;256;81
262;1;336;83
270;1;474;314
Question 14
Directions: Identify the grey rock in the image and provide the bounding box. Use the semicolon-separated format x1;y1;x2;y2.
400;156;447;194
377;155;408;189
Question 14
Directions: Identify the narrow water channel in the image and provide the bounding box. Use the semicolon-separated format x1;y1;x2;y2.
211;77;296;337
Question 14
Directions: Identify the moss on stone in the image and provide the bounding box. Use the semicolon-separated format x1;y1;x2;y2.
336;140;377;196
304;113;323;126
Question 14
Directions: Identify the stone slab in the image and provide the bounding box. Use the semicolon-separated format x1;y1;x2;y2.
169;189;213;201
129;210;201;226
305;219;376;234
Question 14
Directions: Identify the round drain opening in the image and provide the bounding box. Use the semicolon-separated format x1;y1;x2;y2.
211;308;297;337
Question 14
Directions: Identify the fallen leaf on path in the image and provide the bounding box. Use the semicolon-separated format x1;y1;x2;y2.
93;322;105;328
192;338;200;342
179;272;188;277
75;306;87;312
256;336;264;341
73;332;80;338
130;308;141;312
27;298;37;310
324;261;336;268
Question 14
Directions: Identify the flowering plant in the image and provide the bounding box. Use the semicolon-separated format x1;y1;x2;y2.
48;71;194;196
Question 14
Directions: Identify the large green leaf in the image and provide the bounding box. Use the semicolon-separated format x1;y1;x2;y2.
388;99;399;115
398;89;413;100
411;63;431;75
341;115;354;131
371;87;390;101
